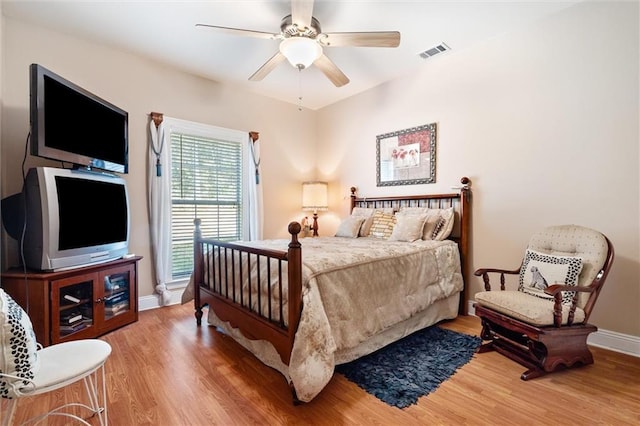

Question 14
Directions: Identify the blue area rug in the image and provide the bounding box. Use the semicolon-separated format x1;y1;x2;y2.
335;326;481;408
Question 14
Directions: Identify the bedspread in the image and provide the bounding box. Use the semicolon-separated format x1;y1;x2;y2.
182;236;463;401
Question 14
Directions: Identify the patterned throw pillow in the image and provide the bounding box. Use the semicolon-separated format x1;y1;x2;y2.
369;210;396;239
422;207;455;241
0;289;40;399
335;217;366;238
389;213;428;242
518;249;583;304
351;207;394;237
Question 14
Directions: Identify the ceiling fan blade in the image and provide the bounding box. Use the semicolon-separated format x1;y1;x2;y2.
314;54;349;87
319;31;401;48
196;24;279;40
249;52;287;81
291;0;314;30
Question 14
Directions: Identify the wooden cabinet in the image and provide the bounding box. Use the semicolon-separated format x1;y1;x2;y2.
1;256;141;347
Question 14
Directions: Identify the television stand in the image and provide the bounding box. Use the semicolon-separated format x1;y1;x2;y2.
1;256;141;347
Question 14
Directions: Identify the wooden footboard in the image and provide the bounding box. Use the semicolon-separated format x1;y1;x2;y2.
192;177;472;370
193;220;302;365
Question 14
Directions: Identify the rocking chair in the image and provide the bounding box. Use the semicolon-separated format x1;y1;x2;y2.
473;224;614;380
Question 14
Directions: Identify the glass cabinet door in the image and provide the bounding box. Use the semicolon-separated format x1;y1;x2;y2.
102;270;131;320
54;275;96;340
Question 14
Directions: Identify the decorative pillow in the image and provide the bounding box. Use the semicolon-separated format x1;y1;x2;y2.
0;289;40;399
518;249;583;304
351;207;394;237
335;217;365;238
389;213;428;242
368;210;396;239
422;207;455;241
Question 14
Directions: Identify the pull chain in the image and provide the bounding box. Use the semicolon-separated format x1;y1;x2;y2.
298;66;303;112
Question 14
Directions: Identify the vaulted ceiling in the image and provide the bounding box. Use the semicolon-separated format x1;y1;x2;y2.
3;1;580;110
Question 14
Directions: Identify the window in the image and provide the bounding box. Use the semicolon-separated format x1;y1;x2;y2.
169;127;245;279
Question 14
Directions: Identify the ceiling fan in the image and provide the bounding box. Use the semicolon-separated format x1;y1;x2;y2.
196;0;400;87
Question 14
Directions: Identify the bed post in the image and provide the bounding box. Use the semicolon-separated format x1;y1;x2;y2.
193;218;204;326
286;222;303;364
350;187;357;212
458;177;472;315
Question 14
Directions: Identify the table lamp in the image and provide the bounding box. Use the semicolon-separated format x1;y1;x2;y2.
302;181;328;237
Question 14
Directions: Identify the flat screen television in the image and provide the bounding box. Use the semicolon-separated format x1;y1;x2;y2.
21;166;130;271
30;63;129;174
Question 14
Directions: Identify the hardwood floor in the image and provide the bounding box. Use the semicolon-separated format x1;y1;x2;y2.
8;303;640;425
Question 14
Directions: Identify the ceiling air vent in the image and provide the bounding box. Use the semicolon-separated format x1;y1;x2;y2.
419;43;451;60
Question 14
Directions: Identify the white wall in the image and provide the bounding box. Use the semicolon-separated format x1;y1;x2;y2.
1;2;638;339
317;1;640;337
1;18;317;300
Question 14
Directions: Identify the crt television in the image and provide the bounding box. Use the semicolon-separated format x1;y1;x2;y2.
21;166;130;271
30;63;129;174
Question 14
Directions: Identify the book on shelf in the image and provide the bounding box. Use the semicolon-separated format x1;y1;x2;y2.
104;291;129;306
105;275;127;291
105;302;129;315
60;311;83;325
60;317;92;333
63;294;81;303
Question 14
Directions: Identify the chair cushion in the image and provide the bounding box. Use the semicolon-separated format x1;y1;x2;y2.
518;249;583;304
528;225;608;308
0;289;40;399
475;290;585;327
32;339;111;392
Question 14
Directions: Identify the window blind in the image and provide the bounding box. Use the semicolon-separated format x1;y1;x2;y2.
170;133;243;278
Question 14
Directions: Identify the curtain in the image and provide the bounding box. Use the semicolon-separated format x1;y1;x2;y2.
244;134;263;240
148;119;172;305
148;116;262;306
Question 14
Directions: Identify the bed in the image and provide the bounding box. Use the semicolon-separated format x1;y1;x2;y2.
181;177;472;403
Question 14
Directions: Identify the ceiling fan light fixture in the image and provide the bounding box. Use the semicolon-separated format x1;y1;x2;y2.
279;37;322;69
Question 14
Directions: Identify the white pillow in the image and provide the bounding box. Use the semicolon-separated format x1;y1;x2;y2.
518;249;583;304
422;207;455;240
398;207;429;215
335;217;365;238
0;289;40;399
389;213;428;242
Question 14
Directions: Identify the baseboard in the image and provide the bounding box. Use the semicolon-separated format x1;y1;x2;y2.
587;329;640;357
467;300;640;358
138;287;184;311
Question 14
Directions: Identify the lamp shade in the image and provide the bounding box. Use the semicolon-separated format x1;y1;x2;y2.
280;37;323;69
302;181;328;212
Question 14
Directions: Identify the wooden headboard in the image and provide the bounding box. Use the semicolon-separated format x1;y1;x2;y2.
349;177;472;314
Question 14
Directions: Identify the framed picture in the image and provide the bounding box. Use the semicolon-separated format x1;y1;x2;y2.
376;123;437;186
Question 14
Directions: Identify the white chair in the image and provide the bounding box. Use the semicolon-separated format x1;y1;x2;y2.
0;289;112;425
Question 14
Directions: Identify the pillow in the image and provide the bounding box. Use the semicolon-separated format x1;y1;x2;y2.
335;217;365;238
0;289;40;399
518;249;583;304
368;210;396;239
422;207;455;240
351;207;394;237
389;213;428;242
398;206;429;215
